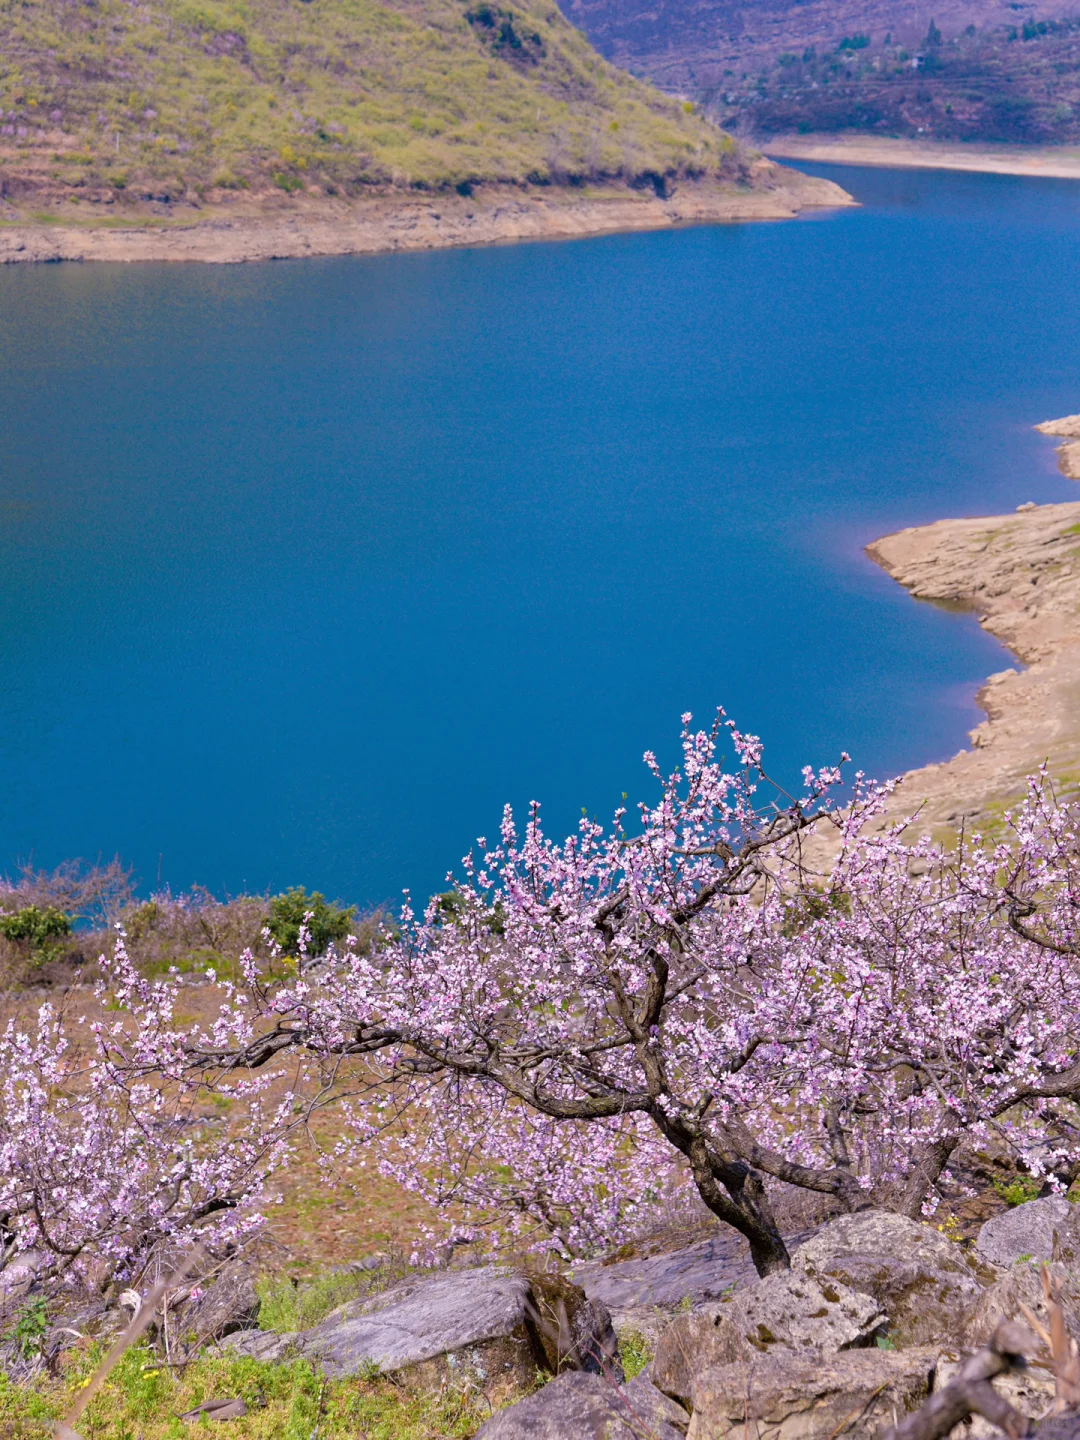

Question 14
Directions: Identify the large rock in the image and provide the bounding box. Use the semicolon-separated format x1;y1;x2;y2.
935;1353;1056;1438
651;1308;743;1406
686;1348;937;1440
726;1270;885;1355
574;1233;758;1340
975;1197;1072;1268
792;1210;985;1348
963;1259;1080;1350
220;1266;617;1398
474;1370;688;1439
524;1270;621;1376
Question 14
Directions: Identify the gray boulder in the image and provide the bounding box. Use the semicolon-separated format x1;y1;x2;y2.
725;1270;885;1354
975;1196;1072;1268
574;1233;757;1338
795;1211;969;1276
792;1210;985;1348
474;1370;688;1439
651;1308;743;1406
687;1347;937;1440
218;1329;297;1364
963;1259;1080;1350
219;1266;617;1397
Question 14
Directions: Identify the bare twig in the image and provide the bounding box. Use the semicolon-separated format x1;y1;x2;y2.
56;1244;207;1440
879;1322;1038;1440
1041;1267;1080;1414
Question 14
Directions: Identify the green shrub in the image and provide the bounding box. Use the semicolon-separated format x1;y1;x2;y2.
993;1174;1043;1207
5;1298;48;1360
617;1328;652;1380
0;904;72;966
267;887;356;956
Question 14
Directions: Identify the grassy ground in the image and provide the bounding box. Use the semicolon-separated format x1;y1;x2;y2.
0;1344;496;1439
0;0;733;205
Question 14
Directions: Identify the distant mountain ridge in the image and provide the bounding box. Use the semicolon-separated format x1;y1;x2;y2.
555;0;1080;144
0;0;736;205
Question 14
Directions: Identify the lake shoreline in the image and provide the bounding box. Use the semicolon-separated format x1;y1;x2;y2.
763;135;1080;180
0;166;851;265
862;416;1080;839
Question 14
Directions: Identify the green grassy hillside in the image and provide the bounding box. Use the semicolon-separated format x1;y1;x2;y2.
0;0;735;202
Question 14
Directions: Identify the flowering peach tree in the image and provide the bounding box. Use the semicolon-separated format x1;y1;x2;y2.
0;933;292;1298
178;712;1080;1276
7;710;1080;1291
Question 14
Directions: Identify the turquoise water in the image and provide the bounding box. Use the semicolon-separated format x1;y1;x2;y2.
0;162;1078;905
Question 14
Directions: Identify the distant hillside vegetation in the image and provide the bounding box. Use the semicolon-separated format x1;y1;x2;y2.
555;0;1080;145
0;0;736;203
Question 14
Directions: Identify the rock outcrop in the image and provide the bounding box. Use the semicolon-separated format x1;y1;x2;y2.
0;170;851;267
975;1196;1073;1268
219;1265;617;1397
1037;414;1080;481
651;1308;744;1406
725;1270;885;1354
473;1370;690;1439
574;1231;759;1342
792;1210;985;1348
173;1256;260;1348
685;1348;937;1440
859;496;1080;842
934;1352;1057;1438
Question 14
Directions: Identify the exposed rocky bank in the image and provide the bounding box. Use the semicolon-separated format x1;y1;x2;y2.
0;166;850;265
862;413;1080;841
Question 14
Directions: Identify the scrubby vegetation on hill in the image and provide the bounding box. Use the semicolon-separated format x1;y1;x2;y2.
710;15;1080;144
0;0;734;204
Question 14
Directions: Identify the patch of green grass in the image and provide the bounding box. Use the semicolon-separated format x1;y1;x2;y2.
256;1266;403;1332
0;1345;493;1440
993;1174;1043;1207
617;1328;653;1381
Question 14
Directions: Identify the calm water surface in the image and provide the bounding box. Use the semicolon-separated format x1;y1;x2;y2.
1;162;1078;904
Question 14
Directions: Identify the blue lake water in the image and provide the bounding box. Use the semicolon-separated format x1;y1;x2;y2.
1;162;1079;906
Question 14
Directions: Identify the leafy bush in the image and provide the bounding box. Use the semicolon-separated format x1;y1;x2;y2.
993;1175;1043;1208
0;905;71;967
618;1329;652;1380
267;886;356;956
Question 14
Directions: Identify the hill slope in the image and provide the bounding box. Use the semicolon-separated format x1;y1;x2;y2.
0;0;736;203
555;0;1080;145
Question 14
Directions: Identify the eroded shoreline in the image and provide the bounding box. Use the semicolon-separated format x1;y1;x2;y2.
763;135;1080;180
0;167;851;265
862;416;1080;838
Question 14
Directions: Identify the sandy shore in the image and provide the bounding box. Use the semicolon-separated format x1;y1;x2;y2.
853;415;1080;843
763;134;1080;180
0;166;851;265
